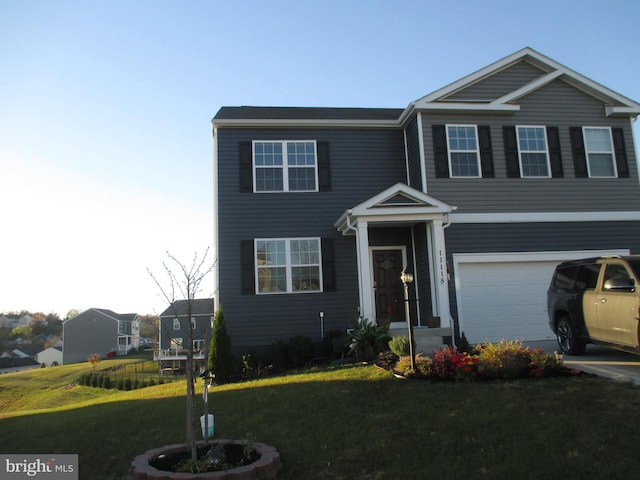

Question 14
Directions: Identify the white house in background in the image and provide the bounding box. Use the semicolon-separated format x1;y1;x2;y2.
37;346;63;366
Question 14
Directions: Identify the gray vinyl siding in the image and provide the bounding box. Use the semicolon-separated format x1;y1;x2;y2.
404;115;422;189
216;127;406;349
445;60;547;102
62;310;118;364
422;79;640;213
444;221;640;322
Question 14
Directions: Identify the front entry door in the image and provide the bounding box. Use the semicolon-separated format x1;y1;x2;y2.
373;249;405;326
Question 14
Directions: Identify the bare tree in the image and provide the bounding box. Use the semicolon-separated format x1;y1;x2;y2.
148;248;214;461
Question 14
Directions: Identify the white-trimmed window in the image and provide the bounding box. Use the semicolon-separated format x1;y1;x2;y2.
191;317;196;330
173;318;180;330
517;126;551;177
255;238;322;294
446;125;480;177
253;141;318;192
193;339;205;352
170;338;183;350
583;127;616;177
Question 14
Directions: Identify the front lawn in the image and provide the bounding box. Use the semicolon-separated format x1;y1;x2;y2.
1;362;639;479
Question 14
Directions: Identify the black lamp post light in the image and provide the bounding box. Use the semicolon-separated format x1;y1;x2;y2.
400;267;416;371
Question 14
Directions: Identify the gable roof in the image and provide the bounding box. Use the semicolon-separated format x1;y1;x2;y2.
335;183;456;234
64;308;137;324
213;48;640;129
407;47;640;118
159;298;215;317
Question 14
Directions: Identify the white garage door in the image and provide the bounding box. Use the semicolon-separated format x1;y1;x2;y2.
454;250;629;344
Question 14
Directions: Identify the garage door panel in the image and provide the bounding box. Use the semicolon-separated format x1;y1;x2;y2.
456;260;558;344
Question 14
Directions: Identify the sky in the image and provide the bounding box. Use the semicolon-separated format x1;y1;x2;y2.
1;0;640;317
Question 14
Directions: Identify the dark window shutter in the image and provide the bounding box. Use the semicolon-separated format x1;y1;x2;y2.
317;141;331;191
612;128;629;178
546;127;564;178
241;240;255;294
239;142;253;192
502;126;520;178
569;127;588;178
321;238;336;291
432;125;449;178
477;125;494;178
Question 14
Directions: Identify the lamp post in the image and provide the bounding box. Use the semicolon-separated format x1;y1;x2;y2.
400;267;416;371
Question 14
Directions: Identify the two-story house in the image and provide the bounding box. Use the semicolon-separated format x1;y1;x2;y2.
62;308;140;364
155;299;214;375
211;47;640;353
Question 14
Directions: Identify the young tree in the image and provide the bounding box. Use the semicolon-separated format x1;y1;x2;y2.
208;307;234;384
148;249;213;461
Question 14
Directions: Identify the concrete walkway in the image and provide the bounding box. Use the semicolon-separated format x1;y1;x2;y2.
525;340;640;386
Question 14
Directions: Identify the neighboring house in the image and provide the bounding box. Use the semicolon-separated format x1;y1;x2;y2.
62;308;140;364
0;313;32;329
37;346;63;366
155;299;214;375
0;356;40;374
211;47;640;351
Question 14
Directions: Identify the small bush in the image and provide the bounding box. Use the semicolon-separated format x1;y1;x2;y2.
289;336;314;367
348;317;391;362
242;350;262;378
394;354;432;377
475;339;533;378
389;336;410;356
270;340;291;371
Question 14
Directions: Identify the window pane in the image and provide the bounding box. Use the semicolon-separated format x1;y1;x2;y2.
256;240;286;265
518;127;546;151
287;142;316;166
521;152;549;177
584;128;612;152
448;126;477;150
255;168;283;191
254;142;283;166
292;266;320;291
589;153;616;177
291;239;320;265
450;152;479;177
288;167;316;191
258;267;287;293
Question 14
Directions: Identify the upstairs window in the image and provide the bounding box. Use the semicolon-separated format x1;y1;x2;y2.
255;238;322;294
173;318;180;330
516;126;551;177
583;127;616;177
446;125;480;177
254;141;318;192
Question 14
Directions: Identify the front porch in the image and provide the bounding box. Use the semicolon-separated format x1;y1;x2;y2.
334;183;457;331
388;326;453;353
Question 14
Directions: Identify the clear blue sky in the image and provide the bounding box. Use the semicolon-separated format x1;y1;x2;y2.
1;0;639;316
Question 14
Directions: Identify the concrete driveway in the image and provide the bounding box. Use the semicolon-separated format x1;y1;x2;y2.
525;340;640;386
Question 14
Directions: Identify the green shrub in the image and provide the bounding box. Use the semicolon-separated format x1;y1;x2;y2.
124;378;132;391
242;350;262;378
389;336;410;356
394;354;432;377
208;307;235;384
348;317;390;362
474;339;532;378
270;340;291;371
289;336;313;367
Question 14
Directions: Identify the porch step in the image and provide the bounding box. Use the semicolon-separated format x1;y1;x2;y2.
389;327;452;355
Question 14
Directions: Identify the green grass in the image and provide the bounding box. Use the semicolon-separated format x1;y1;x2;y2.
1;362;640;479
